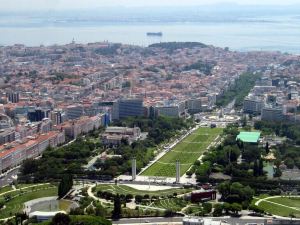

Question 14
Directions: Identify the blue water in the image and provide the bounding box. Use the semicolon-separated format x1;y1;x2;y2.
0;11;300;53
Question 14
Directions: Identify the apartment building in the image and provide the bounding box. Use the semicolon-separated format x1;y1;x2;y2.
0;131;65;172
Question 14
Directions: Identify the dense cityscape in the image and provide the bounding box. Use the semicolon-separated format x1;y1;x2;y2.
1;2;300;225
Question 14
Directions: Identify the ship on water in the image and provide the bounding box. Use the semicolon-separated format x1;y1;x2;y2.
146;32;163;36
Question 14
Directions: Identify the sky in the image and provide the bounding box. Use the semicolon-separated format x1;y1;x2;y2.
1;0;300;11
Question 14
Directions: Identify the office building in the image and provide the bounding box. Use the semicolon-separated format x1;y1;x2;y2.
50;109;64;125
6;92;19;103
66;105;84;120
243;97;264;114
261;107;285;122
118;98;144;119
186;98;202;114
28;108;49;122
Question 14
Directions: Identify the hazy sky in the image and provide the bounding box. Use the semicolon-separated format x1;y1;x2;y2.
1;0;300;11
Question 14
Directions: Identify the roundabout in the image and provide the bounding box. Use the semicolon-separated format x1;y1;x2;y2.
200;113;240;124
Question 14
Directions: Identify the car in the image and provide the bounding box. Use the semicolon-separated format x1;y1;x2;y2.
144;220;150;223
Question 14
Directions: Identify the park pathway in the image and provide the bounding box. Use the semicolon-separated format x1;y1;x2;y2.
86;184;166;211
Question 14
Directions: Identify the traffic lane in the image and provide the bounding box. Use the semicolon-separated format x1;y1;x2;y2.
112;217;269;225
112;217;183;224
0;168;19;187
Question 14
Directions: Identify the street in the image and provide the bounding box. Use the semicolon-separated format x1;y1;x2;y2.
0;167;19;187
112;216;271;225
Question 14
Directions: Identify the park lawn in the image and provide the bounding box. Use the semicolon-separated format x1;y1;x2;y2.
268;197;300;209
254;196;300;218
142;127;222;177
151;198;187;211
59;200;73;211
184;204;204;216
94;184;191;197
189;134;212;143
0;186;13;195
258;200;300;217
0;185;58;219
16;183;42;189
0;183;53;199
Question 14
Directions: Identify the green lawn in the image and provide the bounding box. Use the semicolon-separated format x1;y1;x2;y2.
150;198;187;211
0;185;58;219
94;184;191;197
59;200;74;211
255;196;300;217
0;186;13;195
183;204;204;215
141;127;222;177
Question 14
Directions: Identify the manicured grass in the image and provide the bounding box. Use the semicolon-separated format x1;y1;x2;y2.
184;204;203;215
59;200;73;211
0;185;58;219
151;198;187;211
0;186;13;195
256;196;300;217
142;127;222;177
16;184;40;189
94;184;191;197
0;184;53;198
269;197;300;208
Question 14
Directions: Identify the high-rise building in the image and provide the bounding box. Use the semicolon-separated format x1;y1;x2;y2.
186;98;202;114
118;98;144;119
6;92;20;103
27;108;48;122
261;107;284;122
155;101;186;117
243;97;264;114
50;109;64;125
66;105;84;120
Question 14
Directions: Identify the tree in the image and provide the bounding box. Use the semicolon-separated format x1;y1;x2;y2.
164;209;174;217
249;204;264;214
223;202;231;214
213;204;223;217
0;201;4;209
241;116;247;127
58;174;73;198
51;213;71;225
125;194;133;202
253;160;259;177
274;167;282;177
217;181;231;200
290;212;296;221
135;195;143;204
186;170;193;177
20;159;38;175
265;142;269;154
86;206;95;215
95;205;107;217
230;203;242;215
202;202;212;214
258;158;264;176
284;157;295;169
112;194;122;220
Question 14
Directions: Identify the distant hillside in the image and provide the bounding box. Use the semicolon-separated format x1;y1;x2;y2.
149;42;207;52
